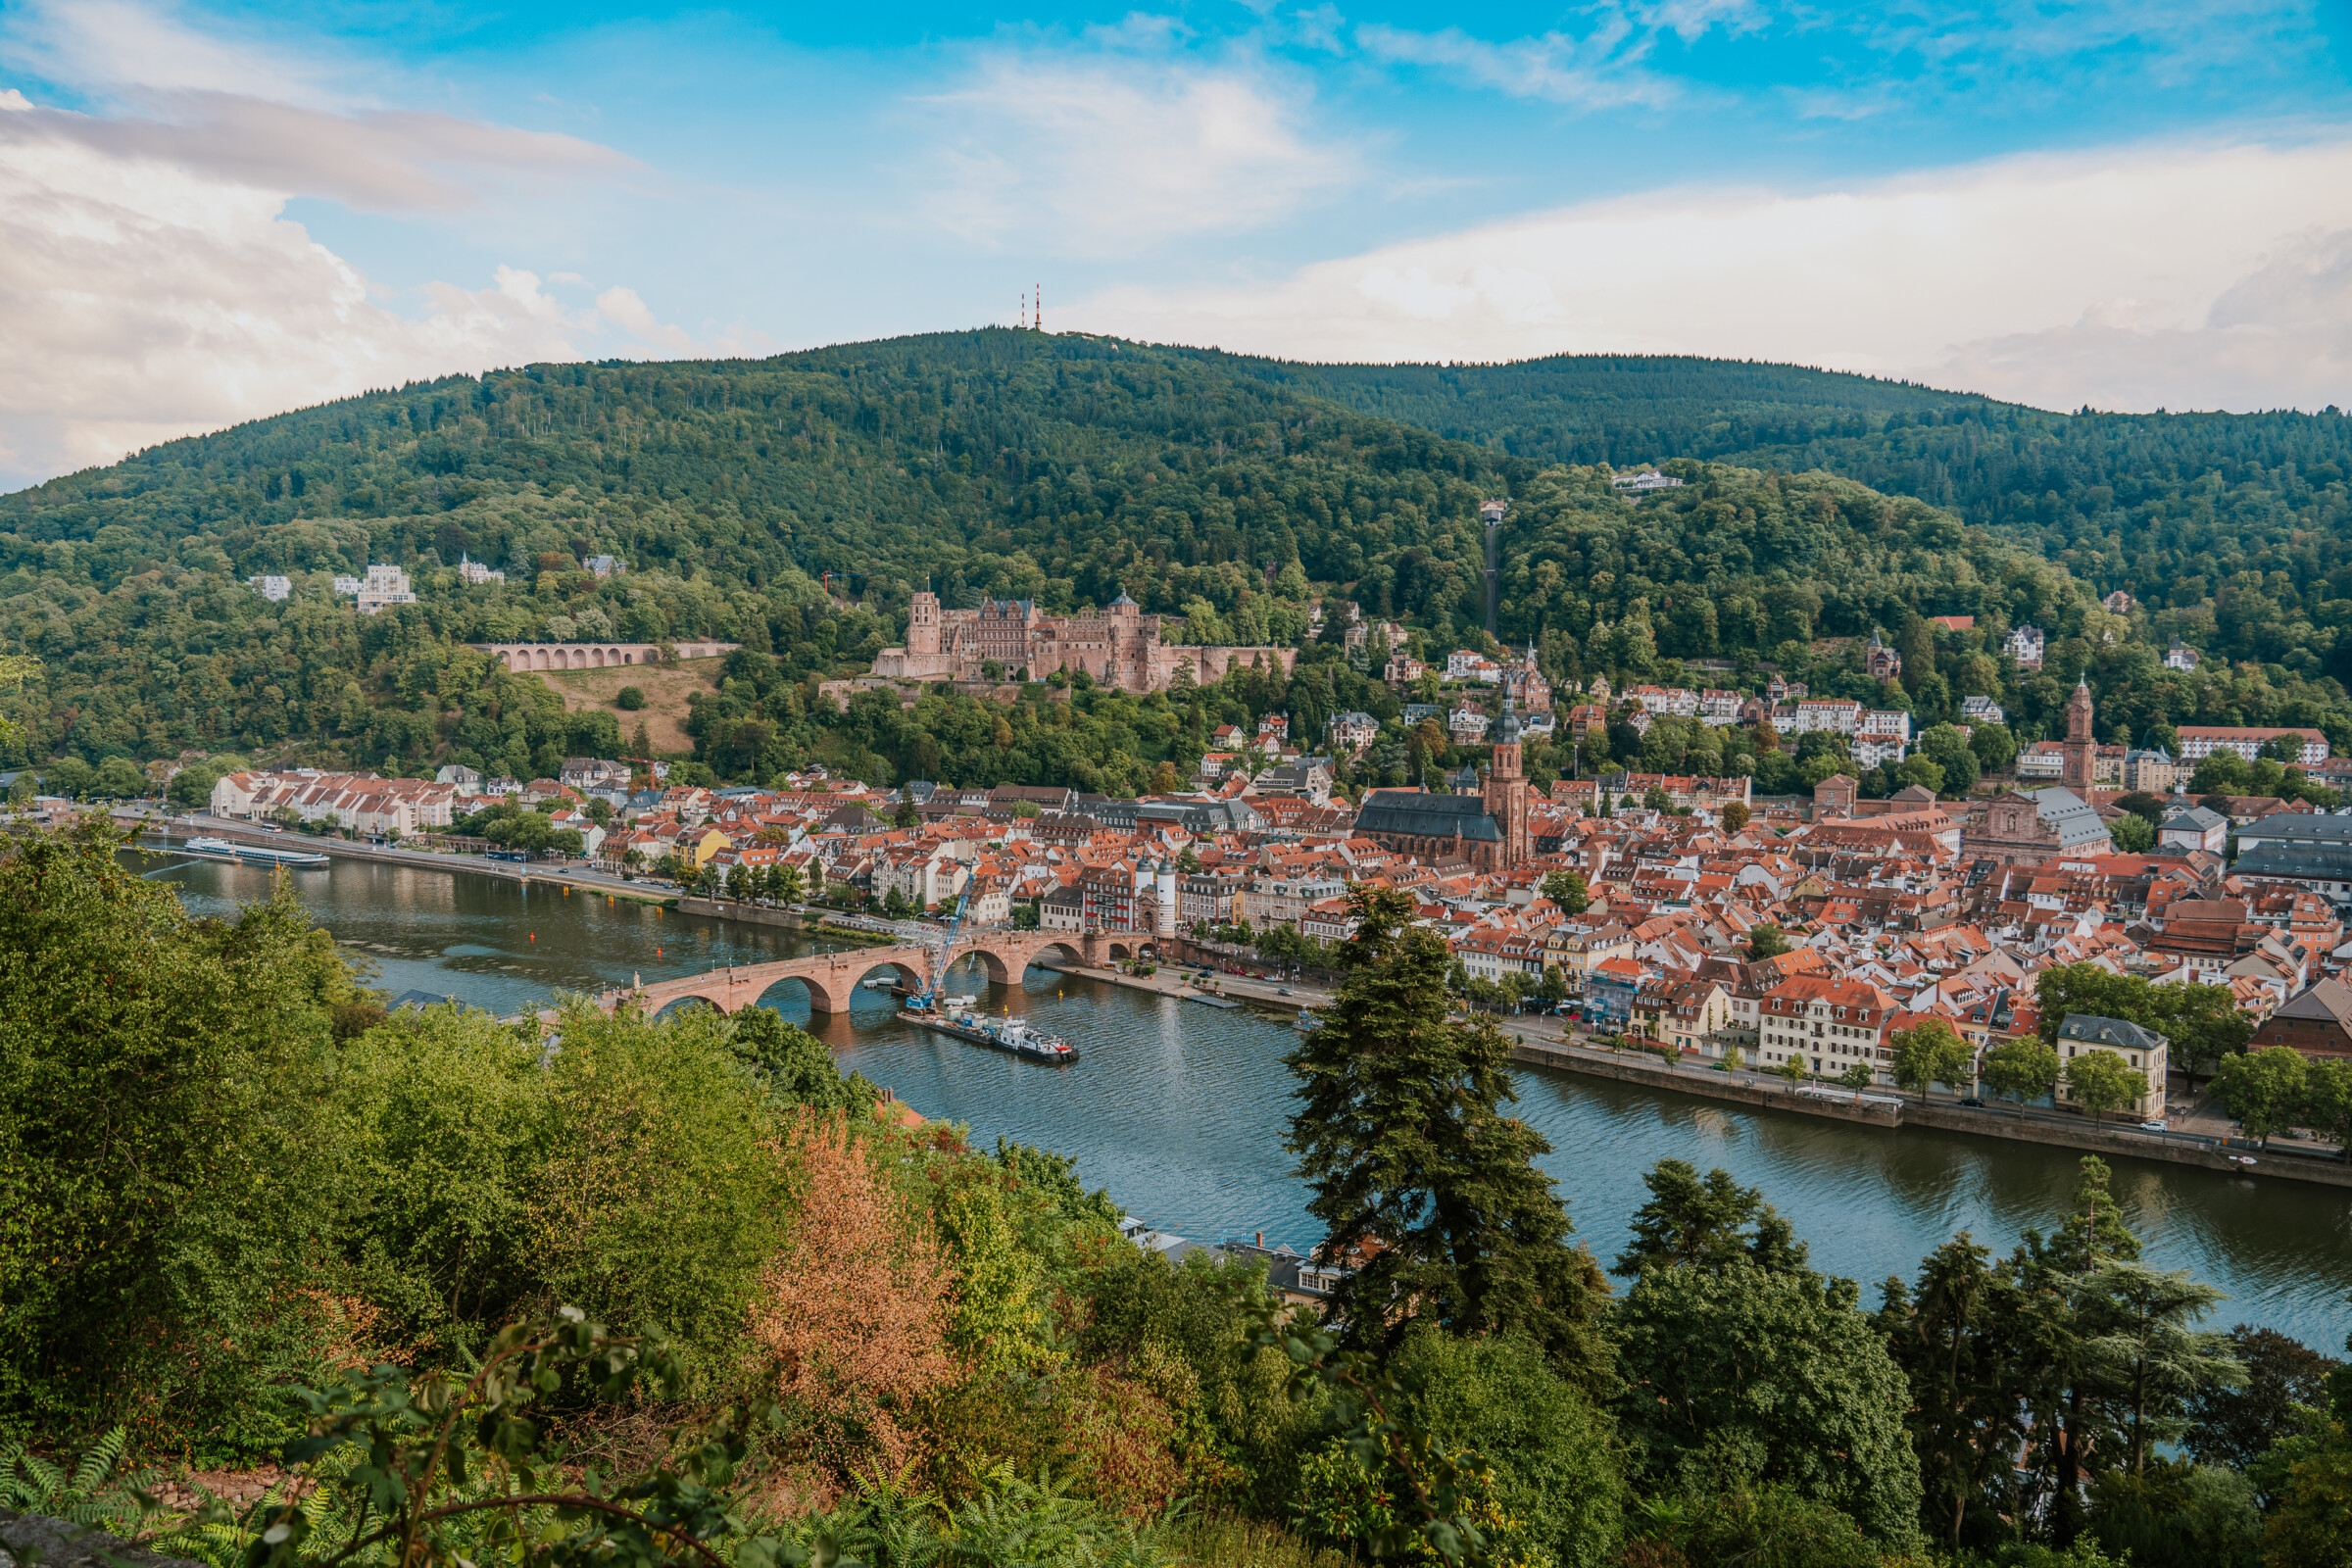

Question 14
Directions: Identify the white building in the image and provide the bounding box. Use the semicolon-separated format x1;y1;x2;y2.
2006;625;2045;669
456;553;506;586
2165;639;2201;672
2053;1013;2168;1118
1446;650;1486;680
1698;689;1743;725
1961;694;2006;726
2176;726;2328;767
1611;470;1685;495
1774;698;1863;736
244;574;292;602
347;564;416;614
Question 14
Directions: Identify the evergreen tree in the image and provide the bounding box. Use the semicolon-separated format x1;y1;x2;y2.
1613;1159;1809;1279
1285;886;1606;1378
1874;1235;2032;1548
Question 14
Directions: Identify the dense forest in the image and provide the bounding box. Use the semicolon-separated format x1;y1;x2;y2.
1;332;2348;786
7;839;2346;1568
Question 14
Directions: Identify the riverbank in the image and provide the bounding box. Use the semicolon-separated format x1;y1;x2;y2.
1507;1033;2352;1189
671;896;901;945
128;814;679;905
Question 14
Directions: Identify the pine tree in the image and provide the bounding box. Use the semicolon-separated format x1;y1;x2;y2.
1285;887;1607;1378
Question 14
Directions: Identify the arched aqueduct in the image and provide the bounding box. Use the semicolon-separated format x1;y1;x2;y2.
466;640;740;673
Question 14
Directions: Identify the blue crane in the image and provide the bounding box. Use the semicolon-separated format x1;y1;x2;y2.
911;877;976;1012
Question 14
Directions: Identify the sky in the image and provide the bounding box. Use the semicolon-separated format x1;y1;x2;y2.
2;0;2350;490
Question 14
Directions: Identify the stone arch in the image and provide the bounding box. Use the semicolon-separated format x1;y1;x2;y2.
1106;941;1133;960
573;648;589;670
649;992;727;1021
590;647;606;668
608;647;624;667
533;649;550;670
623;652;635;664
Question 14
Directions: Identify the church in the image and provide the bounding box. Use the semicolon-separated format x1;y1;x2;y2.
1354;697;1534;872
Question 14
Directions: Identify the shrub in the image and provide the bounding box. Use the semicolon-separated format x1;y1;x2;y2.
615;686;647;710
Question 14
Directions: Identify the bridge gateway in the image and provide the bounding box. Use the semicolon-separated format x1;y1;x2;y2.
599;928;1128;1016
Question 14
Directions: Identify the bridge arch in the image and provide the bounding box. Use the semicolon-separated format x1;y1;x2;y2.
757;956;925;1015
961;938;1086;988
650;991;728;1020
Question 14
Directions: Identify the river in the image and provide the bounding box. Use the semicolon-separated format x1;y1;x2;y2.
142;848;2352;1349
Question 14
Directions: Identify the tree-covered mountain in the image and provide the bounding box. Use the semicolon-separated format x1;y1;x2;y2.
0;329;2347;784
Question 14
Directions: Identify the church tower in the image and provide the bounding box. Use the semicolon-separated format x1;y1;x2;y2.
2060;676;2097;791
1485;695;1532;868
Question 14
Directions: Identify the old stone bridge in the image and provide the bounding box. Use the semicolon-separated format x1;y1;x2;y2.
597;928;1152;1015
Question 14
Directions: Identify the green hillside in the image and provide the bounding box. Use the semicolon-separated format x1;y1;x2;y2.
0;330;2346;791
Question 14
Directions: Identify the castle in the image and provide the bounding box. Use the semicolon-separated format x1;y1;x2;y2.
871;591;1297;693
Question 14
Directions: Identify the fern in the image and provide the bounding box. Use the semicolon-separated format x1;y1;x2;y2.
0;1425;158;1535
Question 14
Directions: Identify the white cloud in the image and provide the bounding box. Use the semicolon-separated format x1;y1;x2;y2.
1070;135;2352;413
921;47;1356;256
1353;22;1677;110
2;0;352;108
0;92;635;213
0;107;722;488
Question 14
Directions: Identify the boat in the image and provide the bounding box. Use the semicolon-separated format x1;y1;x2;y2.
861;977;895;991
897;1007;1078;1063
184;835;331;868
1294;1009;1321;1031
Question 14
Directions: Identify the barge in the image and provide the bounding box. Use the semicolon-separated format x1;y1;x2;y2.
896;1007;1079;1064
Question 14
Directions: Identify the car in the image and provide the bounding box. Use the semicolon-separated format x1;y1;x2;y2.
1959;1098;1985;1108
2141;1119;2169;1132
1277;987;1294;997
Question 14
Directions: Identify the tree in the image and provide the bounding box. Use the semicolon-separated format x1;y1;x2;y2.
2111;813;2156;853
0;826;373;1429
1875;1235;2034;1547
2211;1047;2308;1146
2087;1261;2241;1475
774;862;805;906
893;792;920;830
40;755;93;798
1745;922;1790;961
2185;1324;2338;1472
881;886;913;919
1615;1260;1925;1545
1836;1062;1874;1090
1969;723;2017;774
1540;964;1569;1004
1721;801;1751;832
2066;1051;2149;1125
2012;1156;2143;1545
1285;886;1607;1376
91;757;147;799
615;685;646;710
2034;963;2150;1045
1612;1159;1809;1278
1540;869;1590;914
2144;982;2253;1089
2301;1057;2352;1158
1889;1017;1975;1102
1982;1036;2061;1104
725;864;752;902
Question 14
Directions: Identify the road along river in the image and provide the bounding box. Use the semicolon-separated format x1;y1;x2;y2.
142;848;2352;1348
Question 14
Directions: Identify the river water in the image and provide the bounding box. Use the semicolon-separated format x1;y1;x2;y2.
142;849;2352;1349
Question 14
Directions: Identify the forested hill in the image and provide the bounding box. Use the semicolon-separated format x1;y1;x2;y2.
1227;351;2352;607
1;328;2349;780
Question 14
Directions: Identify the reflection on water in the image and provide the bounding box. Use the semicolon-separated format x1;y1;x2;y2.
142;848;2352;1348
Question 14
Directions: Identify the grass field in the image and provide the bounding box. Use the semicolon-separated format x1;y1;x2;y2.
534;656;725;755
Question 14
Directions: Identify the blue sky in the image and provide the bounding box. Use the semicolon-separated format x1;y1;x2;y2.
2;0;2349;487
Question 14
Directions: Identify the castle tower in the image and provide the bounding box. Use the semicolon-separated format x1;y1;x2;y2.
2061;676;2097;791
1485;694;1531;868
907;591;942;658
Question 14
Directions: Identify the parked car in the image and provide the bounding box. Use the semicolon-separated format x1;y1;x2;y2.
1959;1098;1985;1108
2141;1119;2168;1132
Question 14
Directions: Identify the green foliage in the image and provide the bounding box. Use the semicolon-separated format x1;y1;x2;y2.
1613;1259;1923;1546
615;685;647;710
2185;1325;2339;1473
1611;1160;1808;1280
1387;1330;1623;1568
2211;1046;2310;1145
2086;1461;2263;1568
0;824;368;1437
2064;1051;2148;1124
1888;1017;1975;1102
0;1425;156;1534
727;1005;875;1113
1286;886;1607;1376
1627;1481;1886;1568
1984;1044;2060;1104
1743;923;1789;960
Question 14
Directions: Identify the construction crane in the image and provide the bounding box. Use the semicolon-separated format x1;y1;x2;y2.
910;878;976;1012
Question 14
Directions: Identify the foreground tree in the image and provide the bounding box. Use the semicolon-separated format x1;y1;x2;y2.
1612;1159;1808;1279
1874;1236;2031;1548
2211;1047;2310;1147
1286;886;1607;1378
